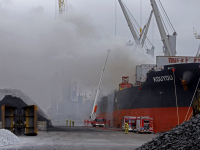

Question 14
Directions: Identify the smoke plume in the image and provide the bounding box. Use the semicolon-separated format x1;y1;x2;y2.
0;1;154;113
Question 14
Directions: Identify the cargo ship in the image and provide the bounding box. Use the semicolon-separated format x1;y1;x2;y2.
97;0;200;132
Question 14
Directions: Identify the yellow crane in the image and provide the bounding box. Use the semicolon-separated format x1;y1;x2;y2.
58;0;65;14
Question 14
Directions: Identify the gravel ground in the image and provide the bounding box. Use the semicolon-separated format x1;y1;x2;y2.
0;129;21;147
0;126;157;150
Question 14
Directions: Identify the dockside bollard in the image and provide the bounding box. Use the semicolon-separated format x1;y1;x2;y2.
69;119;71;126
72;120;74;127
66;120;68;126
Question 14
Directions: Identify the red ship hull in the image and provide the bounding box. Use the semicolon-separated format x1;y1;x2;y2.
99;107;193;132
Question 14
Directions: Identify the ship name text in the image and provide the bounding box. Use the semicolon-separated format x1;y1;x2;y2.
168;57;200;63
153;75;173;82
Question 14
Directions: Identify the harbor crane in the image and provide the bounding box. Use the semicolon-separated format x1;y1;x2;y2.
193;28;200;39
58;0;65;14
150;0;177;56
118;0;154;57
193;28;200;57
196;45;200;57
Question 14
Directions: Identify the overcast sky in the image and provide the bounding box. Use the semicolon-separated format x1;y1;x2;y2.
0;0;200;112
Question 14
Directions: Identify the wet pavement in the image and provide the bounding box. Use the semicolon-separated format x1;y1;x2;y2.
1;126;157;150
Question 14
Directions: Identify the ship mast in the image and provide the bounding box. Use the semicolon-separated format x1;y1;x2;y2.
193;28;200;57
141;10;153;48
150;0;177;56
193;28;200;39
118;0;154;56
118;0;140;45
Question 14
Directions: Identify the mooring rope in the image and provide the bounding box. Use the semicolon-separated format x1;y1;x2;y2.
173;69;179;125
184;77;200;121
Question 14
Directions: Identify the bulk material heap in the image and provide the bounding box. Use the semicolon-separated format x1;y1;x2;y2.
136;114;200;150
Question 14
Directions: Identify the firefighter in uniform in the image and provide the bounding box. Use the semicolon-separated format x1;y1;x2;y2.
125;123;129;134
72;120;75;127
66;120;68;126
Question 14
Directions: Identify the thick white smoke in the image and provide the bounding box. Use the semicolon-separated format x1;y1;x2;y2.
0;1;154;113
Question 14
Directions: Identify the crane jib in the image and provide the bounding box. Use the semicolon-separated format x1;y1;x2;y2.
90;50;110;120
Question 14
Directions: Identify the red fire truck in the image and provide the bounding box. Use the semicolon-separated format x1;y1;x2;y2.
91;117;105;127
135;116;153;133
86;50;110;128
122;116;136;131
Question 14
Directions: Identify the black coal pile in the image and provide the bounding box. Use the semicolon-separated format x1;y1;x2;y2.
0;89;48;118
136;114;200;150
0;95;52;127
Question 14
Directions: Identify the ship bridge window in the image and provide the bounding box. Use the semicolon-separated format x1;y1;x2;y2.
95;119;104;122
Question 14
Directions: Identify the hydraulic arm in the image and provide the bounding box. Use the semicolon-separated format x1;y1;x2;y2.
90;50;110;120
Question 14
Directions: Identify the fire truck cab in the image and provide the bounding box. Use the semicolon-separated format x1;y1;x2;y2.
135;116;153;133
122;116;136;131
91;117;105;127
